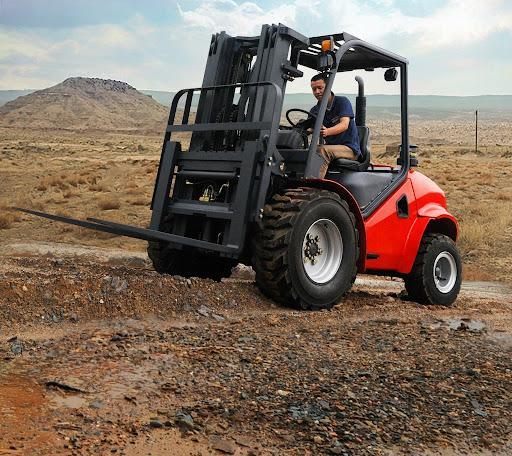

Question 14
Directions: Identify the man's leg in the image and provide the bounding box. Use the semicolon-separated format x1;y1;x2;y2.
317;145;356;178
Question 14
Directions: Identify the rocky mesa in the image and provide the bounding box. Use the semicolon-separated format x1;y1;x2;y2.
0;77;168;132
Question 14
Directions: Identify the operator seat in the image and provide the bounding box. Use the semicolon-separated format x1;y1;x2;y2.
329;126;371;172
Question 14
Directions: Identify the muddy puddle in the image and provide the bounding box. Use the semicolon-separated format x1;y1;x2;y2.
428;317;487;331
422;317;512;348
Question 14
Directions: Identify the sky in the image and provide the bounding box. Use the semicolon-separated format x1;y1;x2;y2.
0;0;511;95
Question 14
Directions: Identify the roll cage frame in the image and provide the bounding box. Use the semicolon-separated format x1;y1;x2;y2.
296;33;410;218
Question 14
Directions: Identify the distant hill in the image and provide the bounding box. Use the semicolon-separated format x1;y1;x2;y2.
142;90;512;113
0;78;167;131
0;90;34;106
3;88;511;112
1;85;511;125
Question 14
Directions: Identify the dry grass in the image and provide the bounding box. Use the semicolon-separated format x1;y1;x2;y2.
496;191;512;201
89;183;108;192
126;187;141;195
98;197;121;210
1;125;511;282
37;173;88;192
129;197;146;206
457;202;512;252
63;190;79;199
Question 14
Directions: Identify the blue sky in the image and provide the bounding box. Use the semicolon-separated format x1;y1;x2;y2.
1;0;511;95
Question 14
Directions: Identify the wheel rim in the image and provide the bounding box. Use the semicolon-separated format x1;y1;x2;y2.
302;218;343;284
433;251;457;293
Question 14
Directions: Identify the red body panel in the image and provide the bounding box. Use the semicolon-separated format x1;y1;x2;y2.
364;177;418;272
363;169;458;274
304;169;458;276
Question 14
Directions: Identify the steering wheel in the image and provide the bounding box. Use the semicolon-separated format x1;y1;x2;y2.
286;108;317;129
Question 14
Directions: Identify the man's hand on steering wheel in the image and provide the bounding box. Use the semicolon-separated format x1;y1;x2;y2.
286;108;317;130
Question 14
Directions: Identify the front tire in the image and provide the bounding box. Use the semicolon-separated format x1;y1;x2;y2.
252;187;359;310
404;233;462;306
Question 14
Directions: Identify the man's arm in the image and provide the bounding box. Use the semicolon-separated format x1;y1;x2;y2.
322;96;354;137
321;117;350;137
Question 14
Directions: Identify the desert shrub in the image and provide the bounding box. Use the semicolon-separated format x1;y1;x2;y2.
496;191;512;201
37;175;69;191
129;198;146;206
0;204;20;229
98;197;120;210
0;212;13;229
63;190;78;199
36;181;48;191
89;184;108;192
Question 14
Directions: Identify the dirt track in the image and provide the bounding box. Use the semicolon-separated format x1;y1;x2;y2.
1;247;511;455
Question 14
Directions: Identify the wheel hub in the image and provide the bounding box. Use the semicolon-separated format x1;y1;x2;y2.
302;219;343;284
433;251;457;293
303;234;323;264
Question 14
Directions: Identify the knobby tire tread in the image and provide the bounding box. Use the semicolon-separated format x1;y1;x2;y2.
252;187;358;310
405;233;454;304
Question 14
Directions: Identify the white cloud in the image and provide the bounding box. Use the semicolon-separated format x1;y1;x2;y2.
1;1;511;94
0;17;163;90
177;0;299;35
324;0;512;51
0;29;51;61
413;0;512;48
173;0;512;50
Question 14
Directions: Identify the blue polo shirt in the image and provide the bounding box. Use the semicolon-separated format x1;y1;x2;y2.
311;95;361;158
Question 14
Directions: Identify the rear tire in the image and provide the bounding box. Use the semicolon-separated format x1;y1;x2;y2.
404;233;462;306
252;187;359;310
148;222;236;283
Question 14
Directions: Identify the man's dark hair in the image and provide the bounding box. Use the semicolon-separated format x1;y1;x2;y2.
311;73;329;83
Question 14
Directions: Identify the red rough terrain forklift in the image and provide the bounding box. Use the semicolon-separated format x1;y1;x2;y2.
18;24;462;310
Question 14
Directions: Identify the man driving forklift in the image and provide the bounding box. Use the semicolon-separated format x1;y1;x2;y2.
308;73;361;178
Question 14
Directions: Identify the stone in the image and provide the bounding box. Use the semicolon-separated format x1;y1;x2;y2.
89;400;104;409
110;276;128;293
197;305;211;317
313;435;324;444
211;438;236;454
175;412;195;430
10;339;23;355
183;302;193;312
235;436;252;447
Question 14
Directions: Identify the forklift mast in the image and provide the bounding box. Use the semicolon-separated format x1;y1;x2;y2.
147;25;310;258
191;26;308;151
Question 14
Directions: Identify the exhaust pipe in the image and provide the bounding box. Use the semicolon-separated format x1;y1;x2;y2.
354;76;366;127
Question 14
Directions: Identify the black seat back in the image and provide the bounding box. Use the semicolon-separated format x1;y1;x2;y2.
357;126;370;161
329;125;371;172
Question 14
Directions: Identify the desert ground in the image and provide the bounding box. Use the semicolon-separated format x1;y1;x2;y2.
1;110;511;455
1;115;511;282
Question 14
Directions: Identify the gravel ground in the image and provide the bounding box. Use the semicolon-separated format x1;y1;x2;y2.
1;254;511;455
